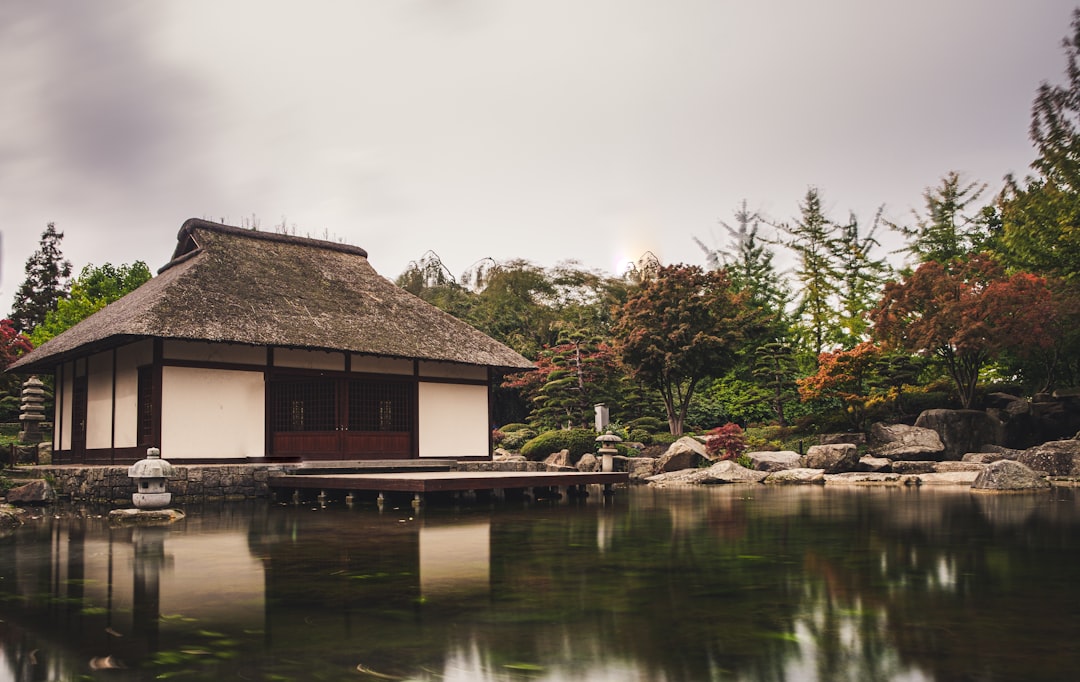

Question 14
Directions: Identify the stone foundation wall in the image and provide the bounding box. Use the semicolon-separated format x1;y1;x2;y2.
29;465;274;504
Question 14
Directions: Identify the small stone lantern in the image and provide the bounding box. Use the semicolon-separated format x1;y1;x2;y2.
595;431;622;473
128;447;176;509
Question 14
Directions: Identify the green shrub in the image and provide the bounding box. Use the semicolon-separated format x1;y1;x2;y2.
650;432;679;446
627;429;653;444
500;428;537;451
626;416;665;433
499;423;531;433
520;429;599;462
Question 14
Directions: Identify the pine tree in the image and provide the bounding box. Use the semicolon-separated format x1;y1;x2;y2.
832;209;891;348
891;172;988;265
777;188;839;361
11;223;72;335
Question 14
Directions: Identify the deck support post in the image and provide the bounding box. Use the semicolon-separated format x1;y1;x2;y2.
345;492;354;508
377;492;385;512
291;489;300;505
412;492;423;510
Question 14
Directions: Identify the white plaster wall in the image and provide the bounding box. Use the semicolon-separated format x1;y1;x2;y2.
161;367;265;459
418;361;487;381
56;362;73;449
112;343;150;448
164;340;267;365
86;352;114;449
351;354;413;375
417;382;489;458
273;348;344;371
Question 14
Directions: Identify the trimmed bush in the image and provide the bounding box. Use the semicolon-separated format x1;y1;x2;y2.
650;432;679;446
520;428;599;462
628;429;653;445
499;423;532;433
627;416;665;433
500;428;537;451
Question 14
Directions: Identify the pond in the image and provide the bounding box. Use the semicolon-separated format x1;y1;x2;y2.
1;485;1079;681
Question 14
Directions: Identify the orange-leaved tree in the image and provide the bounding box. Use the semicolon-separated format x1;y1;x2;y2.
797;341;882;429
870;254;1053;408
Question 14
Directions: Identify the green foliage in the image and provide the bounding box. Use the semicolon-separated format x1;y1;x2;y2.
626;416;665;433
613;265;761;435
891;172;990;266
29;261;151;346
519;428;599;462
499;423;531;433
11;223;72;334
752;341;799;425
499;427;538;451
687;374;774;430
776;188;840;360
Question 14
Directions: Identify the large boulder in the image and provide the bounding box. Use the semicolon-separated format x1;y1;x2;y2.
764;468;826;485
818;433;867;446
1016;439;1080;477
576;453;600;473
745;450;801;472
914;409;1004;460
543;450;571;468
656;437;711;472
801;443;859;473
856;455;892;472
626;457;658;482
647;461;767;486
825;472;909;486
971;460;1051;491
869;422;945;461
7;479;56;505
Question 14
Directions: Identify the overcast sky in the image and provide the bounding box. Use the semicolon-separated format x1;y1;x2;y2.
1;1;1076;317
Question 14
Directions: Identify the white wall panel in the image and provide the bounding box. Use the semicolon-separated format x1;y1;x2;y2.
418;382;489;458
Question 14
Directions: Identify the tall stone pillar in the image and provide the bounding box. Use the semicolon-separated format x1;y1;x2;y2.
18;375;46;445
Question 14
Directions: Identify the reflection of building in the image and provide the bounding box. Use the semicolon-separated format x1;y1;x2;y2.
9;219;531;465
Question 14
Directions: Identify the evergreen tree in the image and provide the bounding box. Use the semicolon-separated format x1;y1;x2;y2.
892;172;989;266
11;223;72;334
29;261;152;346
777;188;839;362
832;208;891;348
696;200;790;320
752;341;798;425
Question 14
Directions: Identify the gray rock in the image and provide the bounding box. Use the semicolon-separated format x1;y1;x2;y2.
914;409;1004;460
891;461;937;475
647;460;767;486
801;443;858;473
543;450;571;468
856;455;892;472
626;457;658;481
1017;440;1080;477
825;472;910;486
869;422;945;461
656;436;711;472
962;451;1011;464
0;504;26;532
7;479;56;505
915;471;981;486
764;468;826;485
971;460;1051;491
577;452;599;473
933;461;987;473
818;432;867;446
746;450;801;472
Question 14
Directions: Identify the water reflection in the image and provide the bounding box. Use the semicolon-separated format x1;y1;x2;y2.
0;487;1078;681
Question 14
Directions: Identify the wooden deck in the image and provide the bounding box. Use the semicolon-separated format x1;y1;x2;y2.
268;470;628;496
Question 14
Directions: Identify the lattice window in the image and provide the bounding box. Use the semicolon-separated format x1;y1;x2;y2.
348;380;411;432
270;380;336;432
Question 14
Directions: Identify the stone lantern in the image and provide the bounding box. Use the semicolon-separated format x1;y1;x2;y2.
595;431;622;473
18;375;47;444
128;447;176;509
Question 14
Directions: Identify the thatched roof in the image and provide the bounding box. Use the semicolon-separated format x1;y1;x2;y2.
9;219;532;373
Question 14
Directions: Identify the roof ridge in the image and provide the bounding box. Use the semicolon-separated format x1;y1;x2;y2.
174;218;369;260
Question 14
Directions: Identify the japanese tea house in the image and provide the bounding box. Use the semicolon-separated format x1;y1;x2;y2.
7;219;533;465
